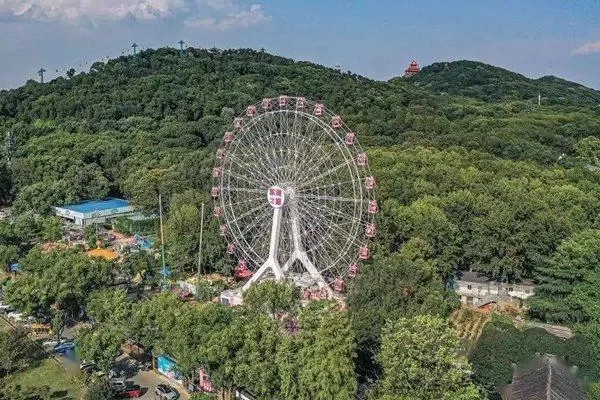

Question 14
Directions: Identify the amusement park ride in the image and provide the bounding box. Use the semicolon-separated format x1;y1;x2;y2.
212;96;377;304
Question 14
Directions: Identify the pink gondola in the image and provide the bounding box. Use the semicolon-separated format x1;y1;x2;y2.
211;187;221;197
344;132;356;146
320;288;329;299
314;103;325;117
365;176;376;190
334;278;345;292
348;263;359;278
219;225;227;236
356;152;368;166
279;95;288;107
359;246;370;260
247;105;257;117
302;289;311;300
367;200;379;214
212;167;222;178
262;98;272;110
365;223;376;238
224;132;235;143
216;148;226;159
227;243;235;255
331;115;342;128
214;206;223;217
296;97;306;109
234;118;244;129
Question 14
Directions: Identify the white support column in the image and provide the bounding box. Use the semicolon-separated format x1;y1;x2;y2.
242;206;284;291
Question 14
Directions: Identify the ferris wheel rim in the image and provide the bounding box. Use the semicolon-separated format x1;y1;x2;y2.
212;95;376;287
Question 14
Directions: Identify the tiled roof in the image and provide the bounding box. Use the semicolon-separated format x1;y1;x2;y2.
509;356;587;400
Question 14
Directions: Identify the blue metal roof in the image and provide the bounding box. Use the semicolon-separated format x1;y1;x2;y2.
58;198;130;213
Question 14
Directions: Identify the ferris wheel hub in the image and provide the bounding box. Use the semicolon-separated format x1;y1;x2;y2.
267;186;285;208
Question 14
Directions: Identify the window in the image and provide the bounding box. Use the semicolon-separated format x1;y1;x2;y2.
467;285;472;290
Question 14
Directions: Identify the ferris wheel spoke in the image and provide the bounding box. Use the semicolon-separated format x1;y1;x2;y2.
222;186;265;195
227;202;270;225
298;197;365;229
295;161;352;189
223;169;269;189
295;193;363;203
224;151;274;184
240;208;274;237
294;146;350;187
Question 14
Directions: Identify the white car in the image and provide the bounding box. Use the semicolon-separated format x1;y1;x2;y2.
7;311;24;321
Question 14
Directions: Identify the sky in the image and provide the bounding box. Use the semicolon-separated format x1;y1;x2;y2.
0;0;599;90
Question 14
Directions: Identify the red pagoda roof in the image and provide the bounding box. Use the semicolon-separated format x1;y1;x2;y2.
404;60;421;77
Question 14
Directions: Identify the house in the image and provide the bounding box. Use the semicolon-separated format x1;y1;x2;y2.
54;198;134;227
454;271;535;308
505;355;587;400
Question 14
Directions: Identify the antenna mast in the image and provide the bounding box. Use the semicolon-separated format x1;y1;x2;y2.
38;68;46;83
132;43;138;55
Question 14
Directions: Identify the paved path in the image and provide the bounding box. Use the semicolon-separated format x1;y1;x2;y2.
114;355;190;400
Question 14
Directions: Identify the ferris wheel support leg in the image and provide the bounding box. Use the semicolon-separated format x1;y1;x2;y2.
242;207;284;291
289;205;332;295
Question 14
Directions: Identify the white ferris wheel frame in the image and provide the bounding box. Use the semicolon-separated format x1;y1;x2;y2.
212;96;377;295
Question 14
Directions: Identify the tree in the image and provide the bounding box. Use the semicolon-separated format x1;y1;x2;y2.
243;280;300;316
0;244;18;270
51;310;66;341
347;241;459;352
82;379;113;400
529;229;600;324
375;315;484;400
86;289;131;324
0;327;34;377
84;224;100;249
296;302;358;400
40;217;63;242
76;325;125;373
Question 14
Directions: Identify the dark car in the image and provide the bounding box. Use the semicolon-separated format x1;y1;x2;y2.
117;384;142;398
52;341;75;353
154;383;179;400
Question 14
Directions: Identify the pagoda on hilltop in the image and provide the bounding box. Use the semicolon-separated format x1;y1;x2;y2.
404;60;420;77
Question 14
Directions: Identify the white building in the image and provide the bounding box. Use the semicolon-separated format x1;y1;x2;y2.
54;198;134;227
454;271;535;308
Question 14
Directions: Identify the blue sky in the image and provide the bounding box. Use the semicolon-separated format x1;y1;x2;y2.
1;0;599;90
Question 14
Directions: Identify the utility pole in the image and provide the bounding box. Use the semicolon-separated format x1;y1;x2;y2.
178;40;185;57
38;68;46;83
158;193;167;290
132;42;138;55
197;202;204;279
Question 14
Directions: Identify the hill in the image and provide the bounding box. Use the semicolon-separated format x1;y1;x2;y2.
402;60;600;105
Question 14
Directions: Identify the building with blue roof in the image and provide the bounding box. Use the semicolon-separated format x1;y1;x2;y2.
54;198;134;227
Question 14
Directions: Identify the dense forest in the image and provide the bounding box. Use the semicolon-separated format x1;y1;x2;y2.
2;47;600;399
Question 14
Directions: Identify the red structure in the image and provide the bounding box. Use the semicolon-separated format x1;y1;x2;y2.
404;60;420;77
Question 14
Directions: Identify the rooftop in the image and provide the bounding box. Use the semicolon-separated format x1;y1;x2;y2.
508;355;587;400
457;271;536;287
57;198;130;214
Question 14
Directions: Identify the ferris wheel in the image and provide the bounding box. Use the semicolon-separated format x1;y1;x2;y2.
212;96;378;296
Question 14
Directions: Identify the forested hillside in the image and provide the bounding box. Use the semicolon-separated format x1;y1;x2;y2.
2;47;600;399
404;60;600;105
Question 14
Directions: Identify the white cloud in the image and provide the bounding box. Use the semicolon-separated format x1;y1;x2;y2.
572;41;600;55
0;0;271;29
184;3;269;30
0;0;188;22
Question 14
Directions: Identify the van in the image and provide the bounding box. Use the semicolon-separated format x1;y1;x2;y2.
109;377;127;391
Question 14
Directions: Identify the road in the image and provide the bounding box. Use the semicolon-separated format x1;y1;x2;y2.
114;355;190;400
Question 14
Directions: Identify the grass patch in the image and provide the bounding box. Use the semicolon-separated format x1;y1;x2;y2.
3;359;83;400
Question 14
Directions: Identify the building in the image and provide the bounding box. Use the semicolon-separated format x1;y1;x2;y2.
505;355;587;400
404;60;421;77
454;271;535;308
54;198;134;227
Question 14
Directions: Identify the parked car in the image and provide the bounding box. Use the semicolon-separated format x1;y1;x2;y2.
80;361;99;374
7;311;24;321
154;384;179;400
52;341;75;353
109;377;127;392
117;384;143;398
42;337;69;348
